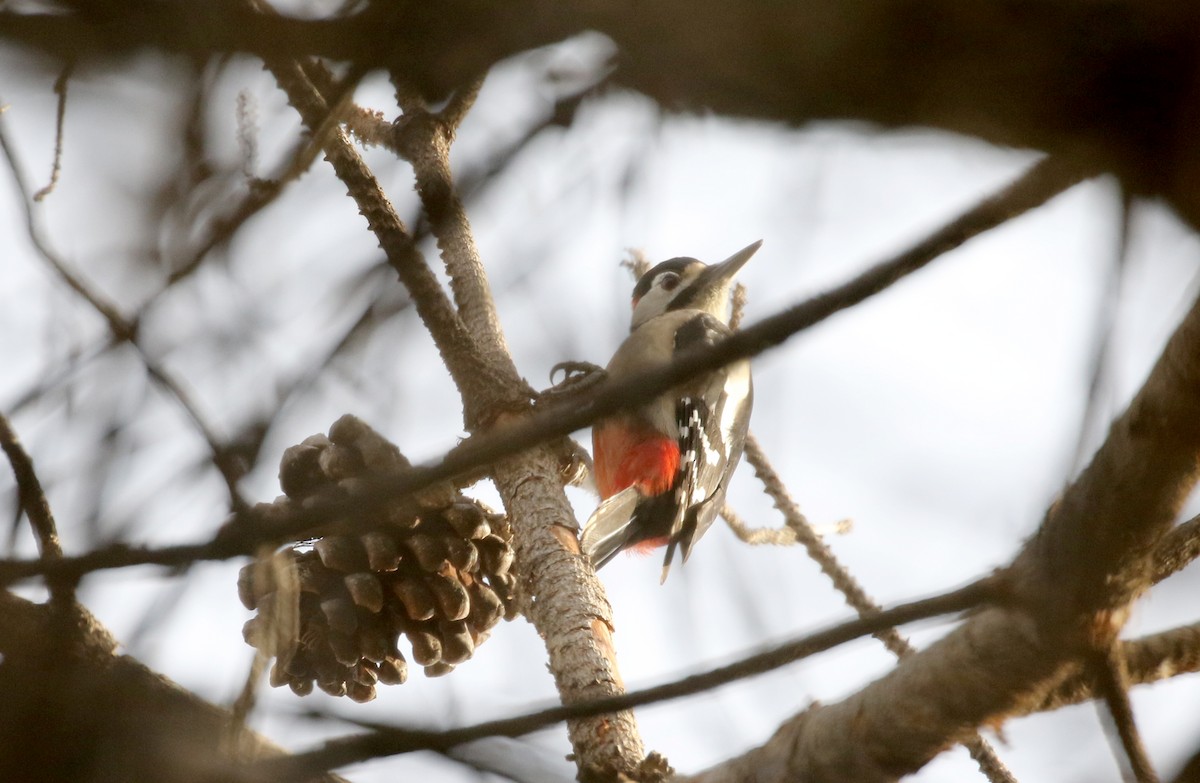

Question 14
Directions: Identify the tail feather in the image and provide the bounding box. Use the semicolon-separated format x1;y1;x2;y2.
580;488;640;569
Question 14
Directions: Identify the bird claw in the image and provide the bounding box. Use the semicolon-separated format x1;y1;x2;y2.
548;360;605;386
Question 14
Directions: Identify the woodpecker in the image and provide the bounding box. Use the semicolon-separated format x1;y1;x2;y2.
581;240;759;582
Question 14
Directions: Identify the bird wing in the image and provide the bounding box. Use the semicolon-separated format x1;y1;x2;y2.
660;313;753;581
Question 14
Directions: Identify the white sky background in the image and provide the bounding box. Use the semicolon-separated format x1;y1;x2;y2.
2;28;1200;783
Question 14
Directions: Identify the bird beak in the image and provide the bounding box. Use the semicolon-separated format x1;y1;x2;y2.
694;239;761;293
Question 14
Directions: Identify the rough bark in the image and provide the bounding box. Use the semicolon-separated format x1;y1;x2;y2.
493;448;645;777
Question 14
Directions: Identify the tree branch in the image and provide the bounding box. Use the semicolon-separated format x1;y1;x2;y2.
685;268;1200;783
741;433;1017;782
251;5;645;771
1093;644;1159;783
1021;621;1200;716
242;577;996;780
0;157;1086;587
7;2;1200;222
0;119;251;512
0;591;349;783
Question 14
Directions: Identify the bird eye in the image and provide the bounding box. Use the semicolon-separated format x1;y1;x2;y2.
658;272;680;291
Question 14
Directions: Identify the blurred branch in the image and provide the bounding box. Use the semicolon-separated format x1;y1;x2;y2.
7;3;1200;223
32;60;72;202
741;432;1017;783
0;411;75;608
1173;751;1200;783
0;157;1086;585
1024;622;1200;716
686;263;1200;783
1070;185;1131;472
0;413;62;561
1151;512;1200;583
0;591;349;783
0;120;251;511
1093;645;1160;783
244;576;997;780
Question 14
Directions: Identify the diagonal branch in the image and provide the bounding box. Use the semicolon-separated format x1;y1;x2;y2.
741;434;1017;782
242;577;997;781
0;413;62;561
0;411;75;608
0;590;349;783
251;6;643;772
0;156;1089;587
1093;644;1160;783
258;53;489;402
1023;621;1200;716
685;266;1200;783
0;118;251;512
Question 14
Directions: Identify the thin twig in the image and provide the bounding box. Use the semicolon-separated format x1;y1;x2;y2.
1070;185;1132;472
245;577;998;780
719;505;798;546
1094;644;1160;783
168;66;355;285
741;434;1018;782
390;75;531;424
32;60;72;202
0;412;77;606
0;120;251;511
0;412;62;561
261;55;491;407
1151;512;1200;584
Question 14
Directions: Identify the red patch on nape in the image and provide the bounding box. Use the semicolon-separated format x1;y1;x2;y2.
593;422;679;499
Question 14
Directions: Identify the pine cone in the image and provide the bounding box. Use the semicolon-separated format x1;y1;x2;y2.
239;415;517;701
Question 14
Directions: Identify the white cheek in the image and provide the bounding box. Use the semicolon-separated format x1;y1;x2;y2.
631;288;673;328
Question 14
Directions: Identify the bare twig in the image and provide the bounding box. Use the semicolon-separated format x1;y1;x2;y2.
1094;644;1160;783
1151;512;1200;584
167;67;359;285
0;120;251;511
32;60;72;202
391;75;533;425
741;433;1017;782
260;56;492;407
0;413;62;561
0;411;76;608
719;505;798;546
